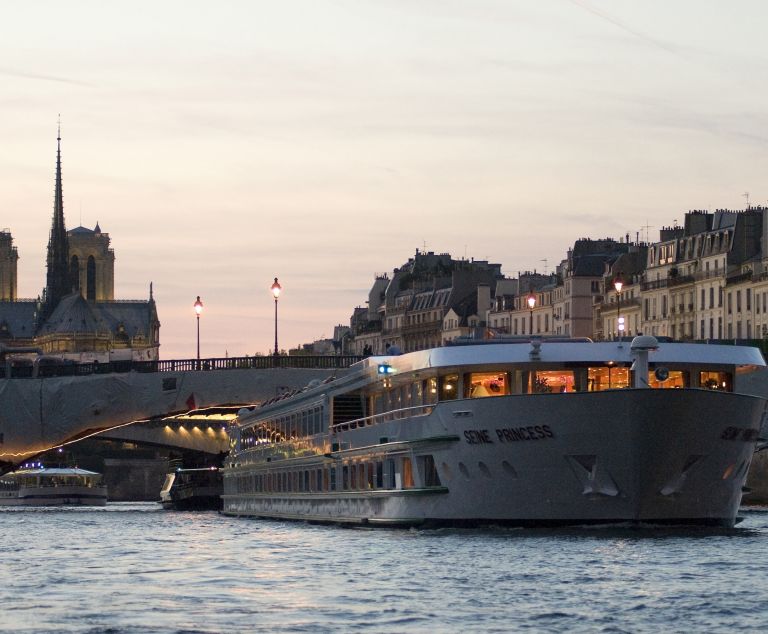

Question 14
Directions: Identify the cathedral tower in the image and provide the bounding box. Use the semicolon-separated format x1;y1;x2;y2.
69;222;115;301
0;229;18;301
42;125;74;320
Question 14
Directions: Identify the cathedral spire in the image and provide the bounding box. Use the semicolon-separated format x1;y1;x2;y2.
42;118;72;323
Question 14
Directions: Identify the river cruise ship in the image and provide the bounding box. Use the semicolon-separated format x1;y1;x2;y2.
0;466;108;506
221;336;768;527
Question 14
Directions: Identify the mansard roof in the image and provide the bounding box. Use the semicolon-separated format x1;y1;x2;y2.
571;253;620;277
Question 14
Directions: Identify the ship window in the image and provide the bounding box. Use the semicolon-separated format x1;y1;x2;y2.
648;369;687;389
385;459;396;489
359;463;367;489
353;463;360;489
304;470;310;492
478;461;492;478
465;372;509;398
587;366;630;391
420;455;441;487
700;371;732;392
343;465;350;490
414;381;424;405
402;457;415;489
426;378;438;404
458;462;470;479
366;463;374;489
439;374;459;400
531;370;574;393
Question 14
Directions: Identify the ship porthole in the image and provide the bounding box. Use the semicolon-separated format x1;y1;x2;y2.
441;462;452;480
501;461;518;478
458;462;470;479
478;461;491;478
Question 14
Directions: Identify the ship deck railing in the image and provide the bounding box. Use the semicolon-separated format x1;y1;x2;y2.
332;404;435;434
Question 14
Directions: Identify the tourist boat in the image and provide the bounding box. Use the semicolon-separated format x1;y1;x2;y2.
160;467;222;511
0;466;108;506
221;336;768;527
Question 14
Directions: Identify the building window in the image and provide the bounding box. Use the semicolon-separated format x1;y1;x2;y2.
86;255;96;301
700;319;705;340
70;255;80;292
709;287;714;309
728;292;732;315
737;290;742;313
700;289;705;310
747;289;752;311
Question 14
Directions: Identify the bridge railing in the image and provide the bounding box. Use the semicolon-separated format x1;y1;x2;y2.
0;355;366;379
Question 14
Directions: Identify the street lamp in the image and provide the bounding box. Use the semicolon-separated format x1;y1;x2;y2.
270;277;282;358
527;293;536;336
613;274;624;340
193;295;203;368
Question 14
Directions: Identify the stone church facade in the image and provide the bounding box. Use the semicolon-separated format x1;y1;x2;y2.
0;130;160;362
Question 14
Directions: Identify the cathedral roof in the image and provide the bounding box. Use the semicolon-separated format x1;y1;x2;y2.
37;293;102;335
36;294;157;339
69;226;95;235
0;301;38;339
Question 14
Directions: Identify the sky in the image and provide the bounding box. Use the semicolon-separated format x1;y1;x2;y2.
1;0;767;359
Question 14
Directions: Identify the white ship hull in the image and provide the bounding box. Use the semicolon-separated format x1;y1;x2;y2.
223;389;764;527
0;484;107;506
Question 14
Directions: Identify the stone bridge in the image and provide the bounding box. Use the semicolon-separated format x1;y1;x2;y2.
0;355;359;467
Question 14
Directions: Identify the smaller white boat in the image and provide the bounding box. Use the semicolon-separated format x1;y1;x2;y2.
0;467;108;506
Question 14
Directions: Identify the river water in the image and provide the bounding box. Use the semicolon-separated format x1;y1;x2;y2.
1;504;768;633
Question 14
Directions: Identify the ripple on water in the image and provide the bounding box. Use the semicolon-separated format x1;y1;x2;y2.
1;504;768;633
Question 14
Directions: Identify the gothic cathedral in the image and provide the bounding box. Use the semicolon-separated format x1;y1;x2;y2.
0;128;160;361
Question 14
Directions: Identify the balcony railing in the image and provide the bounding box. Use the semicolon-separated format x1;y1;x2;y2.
726;271;754;285
667;274;695;288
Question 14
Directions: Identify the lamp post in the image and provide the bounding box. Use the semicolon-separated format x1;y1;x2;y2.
270;277;282;359
527;293;536;336
613;274;624;340
193;295;203;368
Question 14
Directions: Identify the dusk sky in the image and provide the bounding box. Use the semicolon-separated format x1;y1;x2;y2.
2;1;766;359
